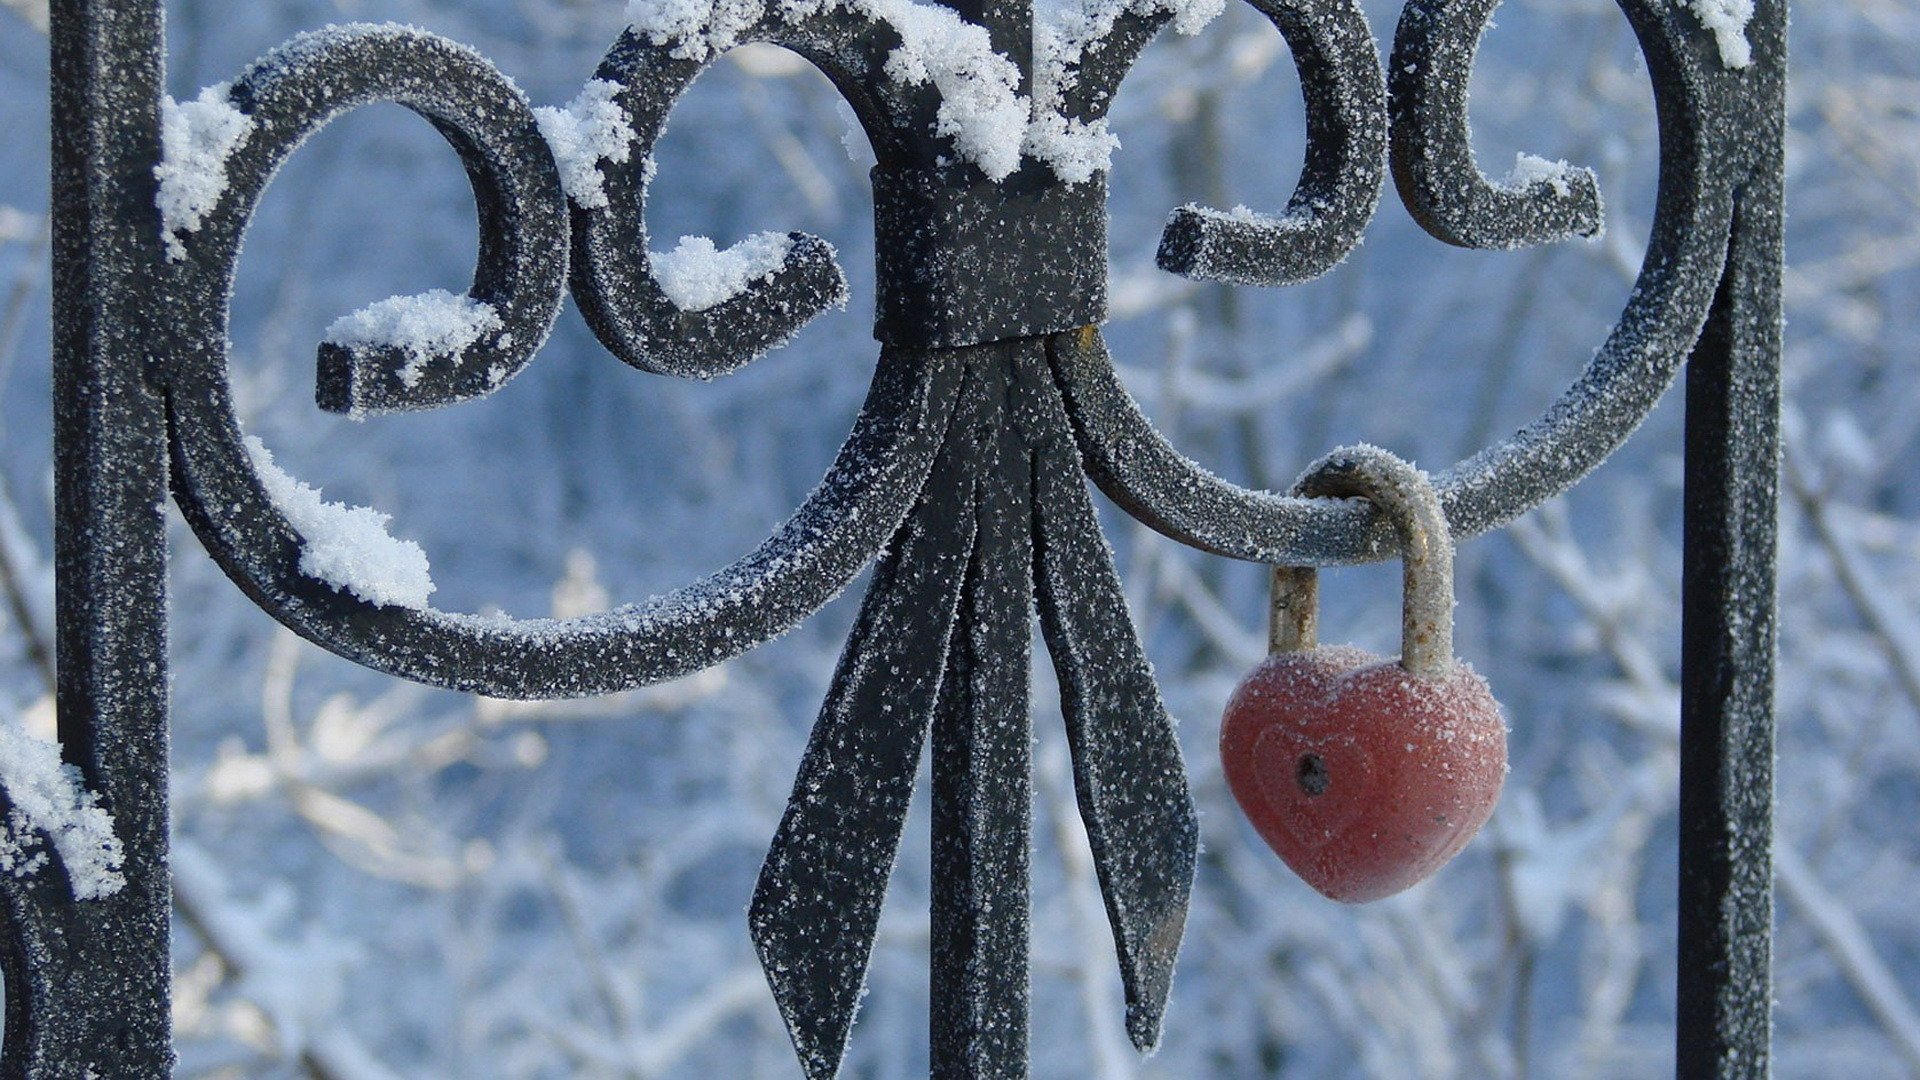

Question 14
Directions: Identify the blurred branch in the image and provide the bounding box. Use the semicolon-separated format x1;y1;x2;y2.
1774;842;1920;1075
1782;439;1920;720
1;0;46;34
0;211;49;394
1509;499;1920;1077
173;842;405;1080
0;472;54;689
1037;737;1138;1080
1113;313;1370;416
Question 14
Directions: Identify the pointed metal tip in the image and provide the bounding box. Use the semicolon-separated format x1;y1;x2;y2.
746;881;855;1080
747;902;858;1080
1115;891;1188;1055
1110;803;1195;1060
1126;1001;1165;1055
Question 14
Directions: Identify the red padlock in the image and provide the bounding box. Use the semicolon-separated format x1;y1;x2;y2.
1220;446;1507;903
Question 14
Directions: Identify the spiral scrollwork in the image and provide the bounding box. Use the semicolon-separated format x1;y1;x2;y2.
160;22;966;700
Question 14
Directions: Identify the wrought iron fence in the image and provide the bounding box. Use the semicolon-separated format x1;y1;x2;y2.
4;0;1782;1074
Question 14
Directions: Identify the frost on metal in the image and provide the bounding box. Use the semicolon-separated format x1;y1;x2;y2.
323;289;505;389
624;0;1232;183
1688;0;1755;69
0;722;126;900
1498;152;1575;198
44;0;1788;1073
155;82;254;260
1287;444;1456;678
750;346;1196;1079
244;436;437;609
627;0;1029;178
535;78;637;209
1028;0;1224;182
651;232;796;311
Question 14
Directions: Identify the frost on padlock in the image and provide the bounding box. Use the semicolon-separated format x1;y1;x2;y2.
1220;445;1507;903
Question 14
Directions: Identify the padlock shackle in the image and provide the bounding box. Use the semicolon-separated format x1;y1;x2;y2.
1270;446;1455;679
1268;565;1319;653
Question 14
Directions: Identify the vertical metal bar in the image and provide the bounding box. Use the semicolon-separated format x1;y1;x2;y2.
931;343;1034;1079
1677;177;1782;1076
28;0;175;1074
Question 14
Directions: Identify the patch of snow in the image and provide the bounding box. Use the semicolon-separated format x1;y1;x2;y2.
834;98;872;164
1218;202;1311;228
1028;0;1225;181
628;0;769;59
875;0;1028;179
1022;112;1120;186
535;79;638;209
1687;0;1754;69
245;436;437;610
1499;152;1574;197
624;0;1031;181
0;721;125;900
155;83;254;261
624;0;1232;181
323;289;504;388
651;232;794;311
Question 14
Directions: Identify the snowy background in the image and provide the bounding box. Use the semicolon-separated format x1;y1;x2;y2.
2;0;1918;1076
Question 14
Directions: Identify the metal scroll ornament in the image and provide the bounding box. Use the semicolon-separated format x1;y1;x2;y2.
16;0;1783;1074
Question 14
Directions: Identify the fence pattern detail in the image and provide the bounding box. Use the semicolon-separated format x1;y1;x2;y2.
7;0;1785;1075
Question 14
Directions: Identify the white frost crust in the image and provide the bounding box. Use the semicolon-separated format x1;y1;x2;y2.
0;722;126;900
1216;202;1312;229
1028;0;1225;181
651;232;795;311
868;0;1028;180
323;289;505;389
628;0;772;58
1498;152;1574;197
535;79;638;209
244;436;437;610
156;83;255;261
625;0;1228;182
1688;0;1754;69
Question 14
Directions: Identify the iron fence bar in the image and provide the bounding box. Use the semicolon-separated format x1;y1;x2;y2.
929;341;1036;1078
1676;7;1785;1074
26;0;174;1076
1678;193;1784;1077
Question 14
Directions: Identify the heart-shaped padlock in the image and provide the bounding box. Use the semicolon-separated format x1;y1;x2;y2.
1220;445;1507;903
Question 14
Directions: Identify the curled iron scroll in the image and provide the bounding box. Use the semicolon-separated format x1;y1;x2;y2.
1053;0;1763;568
160;23;964;699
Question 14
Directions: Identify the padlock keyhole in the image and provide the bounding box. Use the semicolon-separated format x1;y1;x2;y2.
1297;754;1330;797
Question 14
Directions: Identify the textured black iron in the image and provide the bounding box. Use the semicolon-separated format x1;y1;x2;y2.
25;0;1787;1076
929;342;1035;1078
572;24;869;378
8;0;176;1076
211;27;573;416
1679;192;1781;1080
1053;0;1760;568
749;354;980;1079
1388;0;1604;249
873;165;1107;347
1151;0;1387;286
1677;4;1787;1064
1027;347;1195;1052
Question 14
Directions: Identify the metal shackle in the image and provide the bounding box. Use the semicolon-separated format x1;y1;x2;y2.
1267;445;1455;680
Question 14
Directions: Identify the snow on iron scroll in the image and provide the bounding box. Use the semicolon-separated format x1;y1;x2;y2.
147;0;1757;1073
